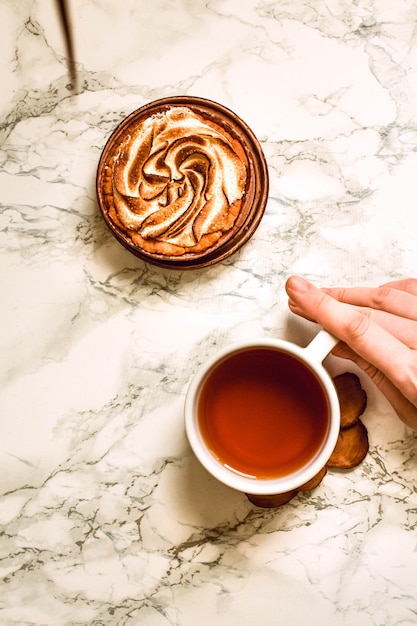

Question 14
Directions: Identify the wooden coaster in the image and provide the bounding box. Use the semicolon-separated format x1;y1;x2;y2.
333;372;367;428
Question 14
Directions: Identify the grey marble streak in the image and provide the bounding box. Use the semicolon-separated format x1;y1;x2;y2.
1;0;417;625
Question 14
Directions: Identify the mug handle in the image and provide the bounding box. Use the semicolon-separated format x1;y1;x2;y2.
303;329;339;363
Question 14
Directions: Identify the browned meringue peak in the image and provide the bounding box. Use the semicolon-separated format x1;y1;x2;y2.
110;106;247;255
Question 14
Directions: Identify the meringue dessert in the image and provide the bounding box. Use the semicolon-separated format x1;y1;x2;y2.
100;106;248;257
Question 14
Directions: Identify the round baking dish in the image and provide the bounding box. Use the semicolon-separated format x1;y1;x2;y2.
96;96;269;269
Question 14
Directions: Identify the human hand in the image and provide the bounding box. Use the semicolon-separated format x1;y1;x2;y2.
285;276;417;431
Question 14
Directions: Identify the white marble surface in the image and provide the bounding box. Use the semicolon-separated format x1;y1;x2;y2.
1;1;417;624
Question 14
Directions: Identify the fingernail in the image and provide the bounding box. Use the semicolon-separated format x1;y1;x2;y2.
287;275;309;294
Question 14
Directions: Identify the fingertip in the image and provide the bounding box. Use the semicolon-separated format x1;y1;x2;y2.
286;275;310;296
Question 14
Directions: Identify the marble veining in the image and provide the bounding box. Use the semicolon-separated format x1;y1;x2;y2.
1;1;417;624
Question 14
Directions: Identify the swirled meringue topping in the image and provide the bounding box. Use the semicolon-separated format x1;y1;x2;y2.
103;106;248;256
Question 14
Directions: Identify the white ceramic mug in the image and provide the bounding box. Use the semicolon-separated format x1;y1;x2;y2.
185;330;340;495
